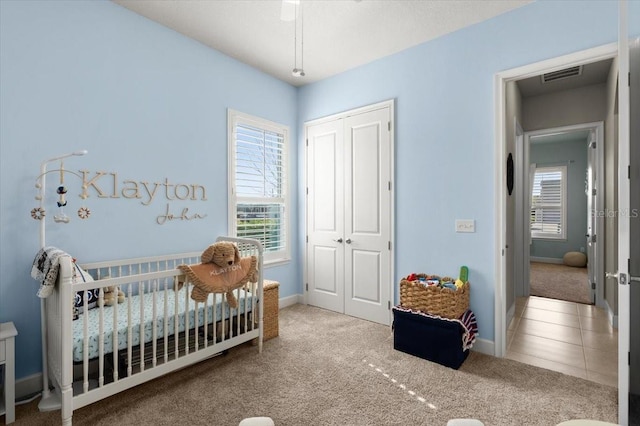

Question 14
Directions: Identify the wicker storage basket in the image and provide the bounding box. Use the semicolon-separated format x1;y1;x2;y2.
263;280;279;340
399;274;469;319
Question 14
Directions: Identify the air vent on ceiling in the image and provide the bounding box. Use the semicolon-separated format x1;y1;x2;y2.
541;66;583;84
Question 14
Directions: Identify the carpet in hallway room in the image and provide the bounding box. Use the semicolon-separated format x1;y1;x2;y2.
529;262;592;304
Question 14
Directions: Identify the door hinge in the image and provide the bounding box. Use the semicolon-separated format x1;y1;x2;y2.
306;235;308;243
306;138;309;146
629;72;631;87
388;121;391;131
306;283;308;291
629;165;632;180
388;181;392;191
629;351;631;366
592;188;596;196
388;241;392;250
591;235;596;243
306;187;309;195
591;281;596;290
388;301;391;310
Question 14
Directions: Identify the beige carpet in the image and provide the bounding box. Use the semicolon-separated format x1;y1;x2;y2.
530;262;592;305
12;304;616;425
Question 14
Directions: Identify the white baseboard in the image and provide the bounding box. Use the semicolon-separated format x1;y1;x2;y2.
506;302;515;331
279;294;302;309
606;299;618;329
471;338;494;356
15;373;43;401
530;256;564;264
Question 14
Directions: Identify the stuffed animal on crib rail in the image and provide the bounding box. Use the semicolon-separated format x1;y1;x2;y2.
178;241;258;309
100;286;125;306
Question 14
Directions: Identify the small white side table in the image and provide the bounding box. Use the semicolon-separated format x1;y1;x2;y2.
0;322;18;424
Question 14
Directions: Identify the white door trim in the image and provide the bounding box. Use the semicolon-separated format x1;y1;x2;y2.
494;42;617;358
303;99;395;325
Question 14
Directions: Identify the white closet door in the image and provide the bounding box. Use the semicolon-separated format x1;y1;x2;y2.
306;118;345;313
343;108;392;325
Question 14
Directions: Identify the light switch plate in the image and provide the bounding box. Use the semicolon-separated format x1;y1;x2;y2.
455;219;475;233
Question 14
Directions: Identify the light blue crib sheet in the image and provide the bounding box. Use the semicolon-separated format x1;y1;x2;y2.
72;286;256;362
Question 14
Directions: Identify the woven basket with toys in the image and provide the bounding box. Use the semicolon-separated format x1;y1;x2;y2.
399;266;470;319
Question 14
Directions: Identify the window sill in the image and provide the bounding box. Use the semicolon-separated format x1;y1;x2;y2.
263;257;291;268
531;236;567;242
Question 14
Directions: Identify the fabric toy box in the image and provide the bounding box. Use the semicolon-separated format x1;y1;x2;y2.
392;306;476;370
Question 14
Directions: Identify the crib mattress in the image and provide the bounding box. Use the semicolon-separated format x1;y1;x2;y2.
72;287;256;362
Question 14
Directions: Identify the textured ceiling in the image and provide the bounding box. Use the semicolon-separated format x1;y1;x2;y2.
113;0;532;86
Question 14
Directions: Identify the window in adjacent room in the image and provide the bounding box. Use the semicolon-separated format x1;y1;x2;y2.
228;110;290;264
530;164;567;240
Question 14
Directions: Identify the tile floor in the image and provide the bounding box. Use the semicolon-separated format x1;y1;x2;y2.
506;295;618;387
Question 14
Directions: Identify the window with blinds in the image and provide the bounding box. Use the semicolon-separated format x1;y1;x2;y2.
530;165;566;239
228;110;290;263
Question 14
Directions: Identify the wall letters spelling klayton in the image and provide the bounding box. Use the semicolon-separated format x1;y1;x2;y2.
80;171;208;225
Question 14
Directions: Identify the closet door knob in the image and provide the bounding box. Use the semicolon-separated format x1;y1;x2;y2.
333;238;343;243
345;238;352;244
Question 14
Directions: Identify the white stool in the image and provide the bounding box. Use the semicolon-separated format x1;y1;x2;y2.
239;417;275;426
447;420;485;426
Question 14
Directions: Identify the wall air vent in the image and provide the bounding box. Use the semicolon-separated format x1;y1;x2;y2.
541;66;583;84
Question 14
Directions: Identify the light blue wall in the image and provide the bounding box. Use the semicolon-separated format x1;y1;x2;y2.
0;1;298;379
530;139;589;259
298;0;640;345
2;0;639;382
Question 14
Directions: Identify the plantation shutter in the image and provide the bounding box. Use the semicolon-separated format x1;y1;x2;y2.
530;165;566;239
233;120;287;257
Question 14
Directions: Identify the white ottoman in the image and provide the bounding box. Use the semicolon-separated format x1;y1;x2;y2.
239;417;275;426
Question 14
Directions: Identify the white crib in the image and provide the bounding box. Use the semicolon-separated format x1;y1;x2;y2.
41;236;264;425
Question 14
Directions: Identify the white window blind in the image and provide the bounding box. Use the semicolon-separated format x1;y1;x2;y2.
228;110;289;263
530;165;566;239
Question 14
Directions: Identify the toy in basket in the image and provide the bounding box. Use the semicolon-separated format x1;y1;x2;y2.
399;266;470;319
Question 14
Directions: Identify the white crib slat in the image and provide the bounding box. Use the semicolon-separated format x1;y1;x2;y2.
152;280;158;368
174;280;179;359
82;292;89;394
98;288;104;388
213;293;217;343
139;281;145;372
204;296;208;348
113;287;119;382
194;301;199;352
164;280;169;364
184;280;189;355
127;283;133;378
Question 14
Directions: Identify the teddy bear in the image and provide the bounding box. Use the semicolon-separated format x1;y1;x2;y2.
101;286;125;306
178;241;258;309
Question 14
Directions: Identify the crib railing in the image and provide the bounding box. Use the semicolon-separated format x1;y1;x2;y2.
49;237;263;425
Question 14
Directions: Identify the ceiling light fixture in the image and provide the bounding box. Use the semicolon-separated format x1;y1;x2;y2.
291;1;305;77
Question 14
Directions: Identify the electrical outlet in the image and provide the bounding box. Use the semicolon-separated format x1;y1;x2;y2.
455;219;475;233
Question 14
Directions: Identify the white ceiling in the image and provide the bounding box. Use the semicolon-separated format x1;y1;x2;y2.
113;0;532;86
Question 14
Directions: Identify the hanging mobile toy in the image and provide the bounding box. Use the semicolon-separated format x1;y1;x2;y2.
53;161;70;223
77;184;91;219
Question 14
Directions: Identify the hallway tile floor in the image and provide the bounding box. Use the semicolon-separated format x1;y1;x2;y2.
506;296;618;387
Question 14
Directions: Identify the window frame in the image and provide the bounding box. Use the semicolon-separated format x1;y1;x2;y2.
530;164;567;240
227;109;291;265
